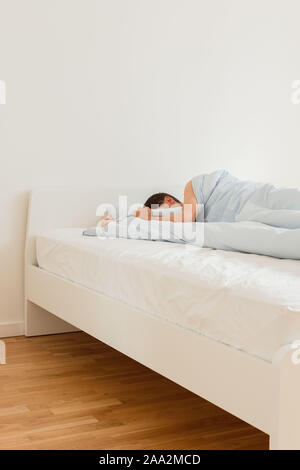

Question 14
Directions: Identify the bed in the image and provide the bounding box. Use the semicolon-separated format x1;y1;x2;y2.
25;187;300;450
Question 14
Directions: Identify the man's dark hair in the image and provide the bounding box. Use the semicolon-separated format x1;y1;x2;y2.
144;192;182;208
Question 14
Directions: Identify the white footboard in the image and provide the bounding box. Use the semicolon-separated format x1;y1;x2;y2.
270;343;300;449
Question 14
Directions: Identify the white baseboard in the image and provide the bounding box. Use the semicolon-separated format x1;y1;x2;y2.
0;321;24;338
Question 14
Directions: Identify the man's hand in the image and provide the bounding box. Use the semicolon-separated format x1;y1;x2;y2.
100;216;114;227
135;206;151;220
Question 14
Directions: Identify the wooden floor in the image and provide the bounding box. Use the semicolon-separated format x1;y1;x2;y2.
0;332;268;450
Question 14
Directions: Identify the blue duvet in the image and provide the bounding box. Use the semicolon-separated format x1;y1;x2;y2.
192;169;300;222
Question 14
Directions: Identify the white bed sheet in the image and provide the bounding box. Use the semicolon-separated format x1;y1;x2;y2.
36;228;300;362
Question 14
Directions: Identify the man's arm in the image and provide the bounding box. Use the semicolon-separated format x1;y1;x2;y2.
183;180;197;221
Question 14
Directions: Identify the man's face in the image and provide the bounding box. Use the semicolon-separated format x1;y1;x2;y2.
162;196;182;208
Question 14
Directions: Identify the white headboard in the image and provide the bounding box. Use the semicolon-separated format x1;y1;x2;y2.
25;185;184;266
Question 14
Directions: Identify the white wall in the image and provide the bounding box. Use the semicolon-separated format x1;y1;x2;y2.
0;0;300;333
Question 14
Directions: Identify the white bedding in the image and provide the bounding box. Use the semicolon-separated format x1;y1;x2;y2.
36;228;300;362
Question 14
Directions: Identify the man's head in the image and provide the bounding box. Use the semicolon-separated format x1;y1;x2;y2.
144;192;182;209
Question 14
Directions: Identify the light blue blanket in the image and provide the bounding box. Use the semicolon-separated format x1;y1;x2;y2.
83;216;300;260
192;170;300;222
236;201;300;229
203;221;300;259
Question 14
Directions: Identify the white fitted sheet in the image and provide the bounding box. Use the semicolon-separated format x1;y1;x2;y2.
36;228;300;362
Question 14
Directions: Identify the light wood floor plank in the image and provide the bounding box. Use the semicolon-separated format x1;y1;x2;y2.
0;332;268;450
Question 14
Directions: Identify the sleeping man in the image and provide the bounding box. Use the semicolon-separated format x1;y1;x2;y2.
101;169;300;227
92;169;300;259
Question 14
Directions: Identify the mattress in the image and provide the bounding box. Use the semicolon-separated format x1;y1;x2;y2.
36;228;300;362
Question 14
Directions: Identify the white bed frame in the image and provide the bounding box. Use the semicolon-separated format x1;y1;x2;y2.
25;187;300;450
0;340;6;364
